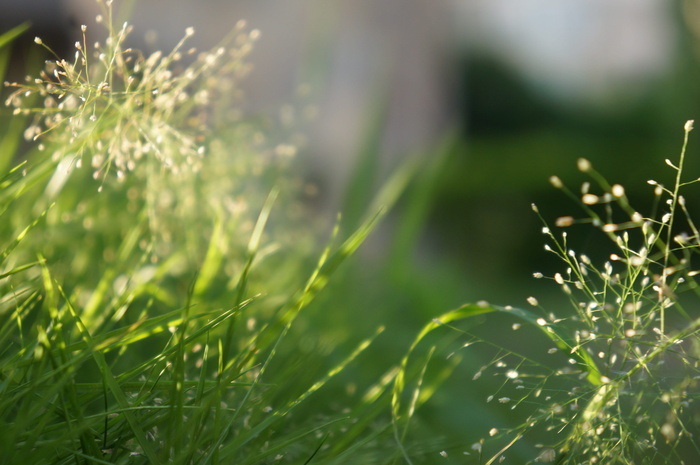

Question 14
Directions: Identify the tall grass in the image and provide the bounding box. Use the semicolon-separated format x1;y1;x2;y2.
7;2;699;464
0;3;438;463
413;121;700;463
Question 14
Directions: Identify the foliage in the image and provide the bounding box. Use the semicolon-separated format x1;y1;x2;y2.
420;121;700;463
0;3;430;463
5;2;699;464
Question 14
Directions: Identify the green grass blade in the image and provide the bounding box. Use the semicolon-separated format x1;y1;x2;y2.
58;284;160;463
0;23;29;50
223;188;278;359
391;302;603;463
192;217;224;298
0;206;51;266
388;133;459;274
222;326;385;464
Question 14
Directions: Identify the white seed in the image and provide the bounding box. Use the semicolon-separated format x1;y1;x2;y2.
555;216;574;227
582;194;598;205
577;158;591;172
549;176;563;188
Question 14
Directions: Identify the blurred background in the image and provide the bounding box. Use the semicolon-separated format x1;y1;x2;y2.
3;0;696;292
3;0;700;459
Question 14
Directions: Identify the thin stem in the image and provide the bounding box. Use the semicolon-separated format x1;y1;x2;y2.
661;120;694;334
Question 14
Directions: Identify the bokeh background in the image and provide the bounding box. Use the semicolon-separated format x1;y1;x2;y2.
3;0;700;459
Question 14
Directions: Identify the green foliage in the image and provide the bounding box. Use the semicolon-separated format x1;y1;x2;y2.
6;2;699;464
437;122;700;463
0;3;439;463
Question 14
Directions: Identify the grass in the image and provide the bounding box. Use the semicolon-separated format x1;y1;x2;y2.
3;2;700;464
421;121;700;463
0;3;439;463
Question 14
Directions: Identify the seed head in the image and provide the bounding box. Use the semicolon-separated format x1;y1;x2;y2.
555;216;574;227
582;194;598;205
577;158;591;172
549;176;563;189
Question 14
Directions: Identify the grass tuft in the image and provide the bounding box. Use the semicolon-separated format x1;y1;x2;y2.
0;2;435;463
440;120;700;464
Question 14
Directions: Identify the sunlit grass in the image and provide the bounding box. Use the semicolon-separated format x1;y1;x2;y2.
0;3;437;463
5;2;699;464
423;121;700;463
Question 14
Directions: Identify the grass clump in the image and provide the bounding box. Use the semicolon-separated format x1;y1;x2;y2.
0;2;428;463
414;120;700;463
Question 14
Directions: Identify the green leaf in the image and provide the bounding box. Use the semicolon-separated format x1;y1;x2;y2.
0;23;29;50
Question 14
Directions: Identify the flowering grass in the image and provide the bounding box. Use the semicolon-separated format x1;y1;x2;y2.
0;3;438;463
415;121;700;463
5;2;700;464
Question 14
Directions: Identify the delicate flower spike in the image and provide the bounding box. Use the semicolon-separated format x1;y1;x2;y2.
34;37;43;45
685;119;694;132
